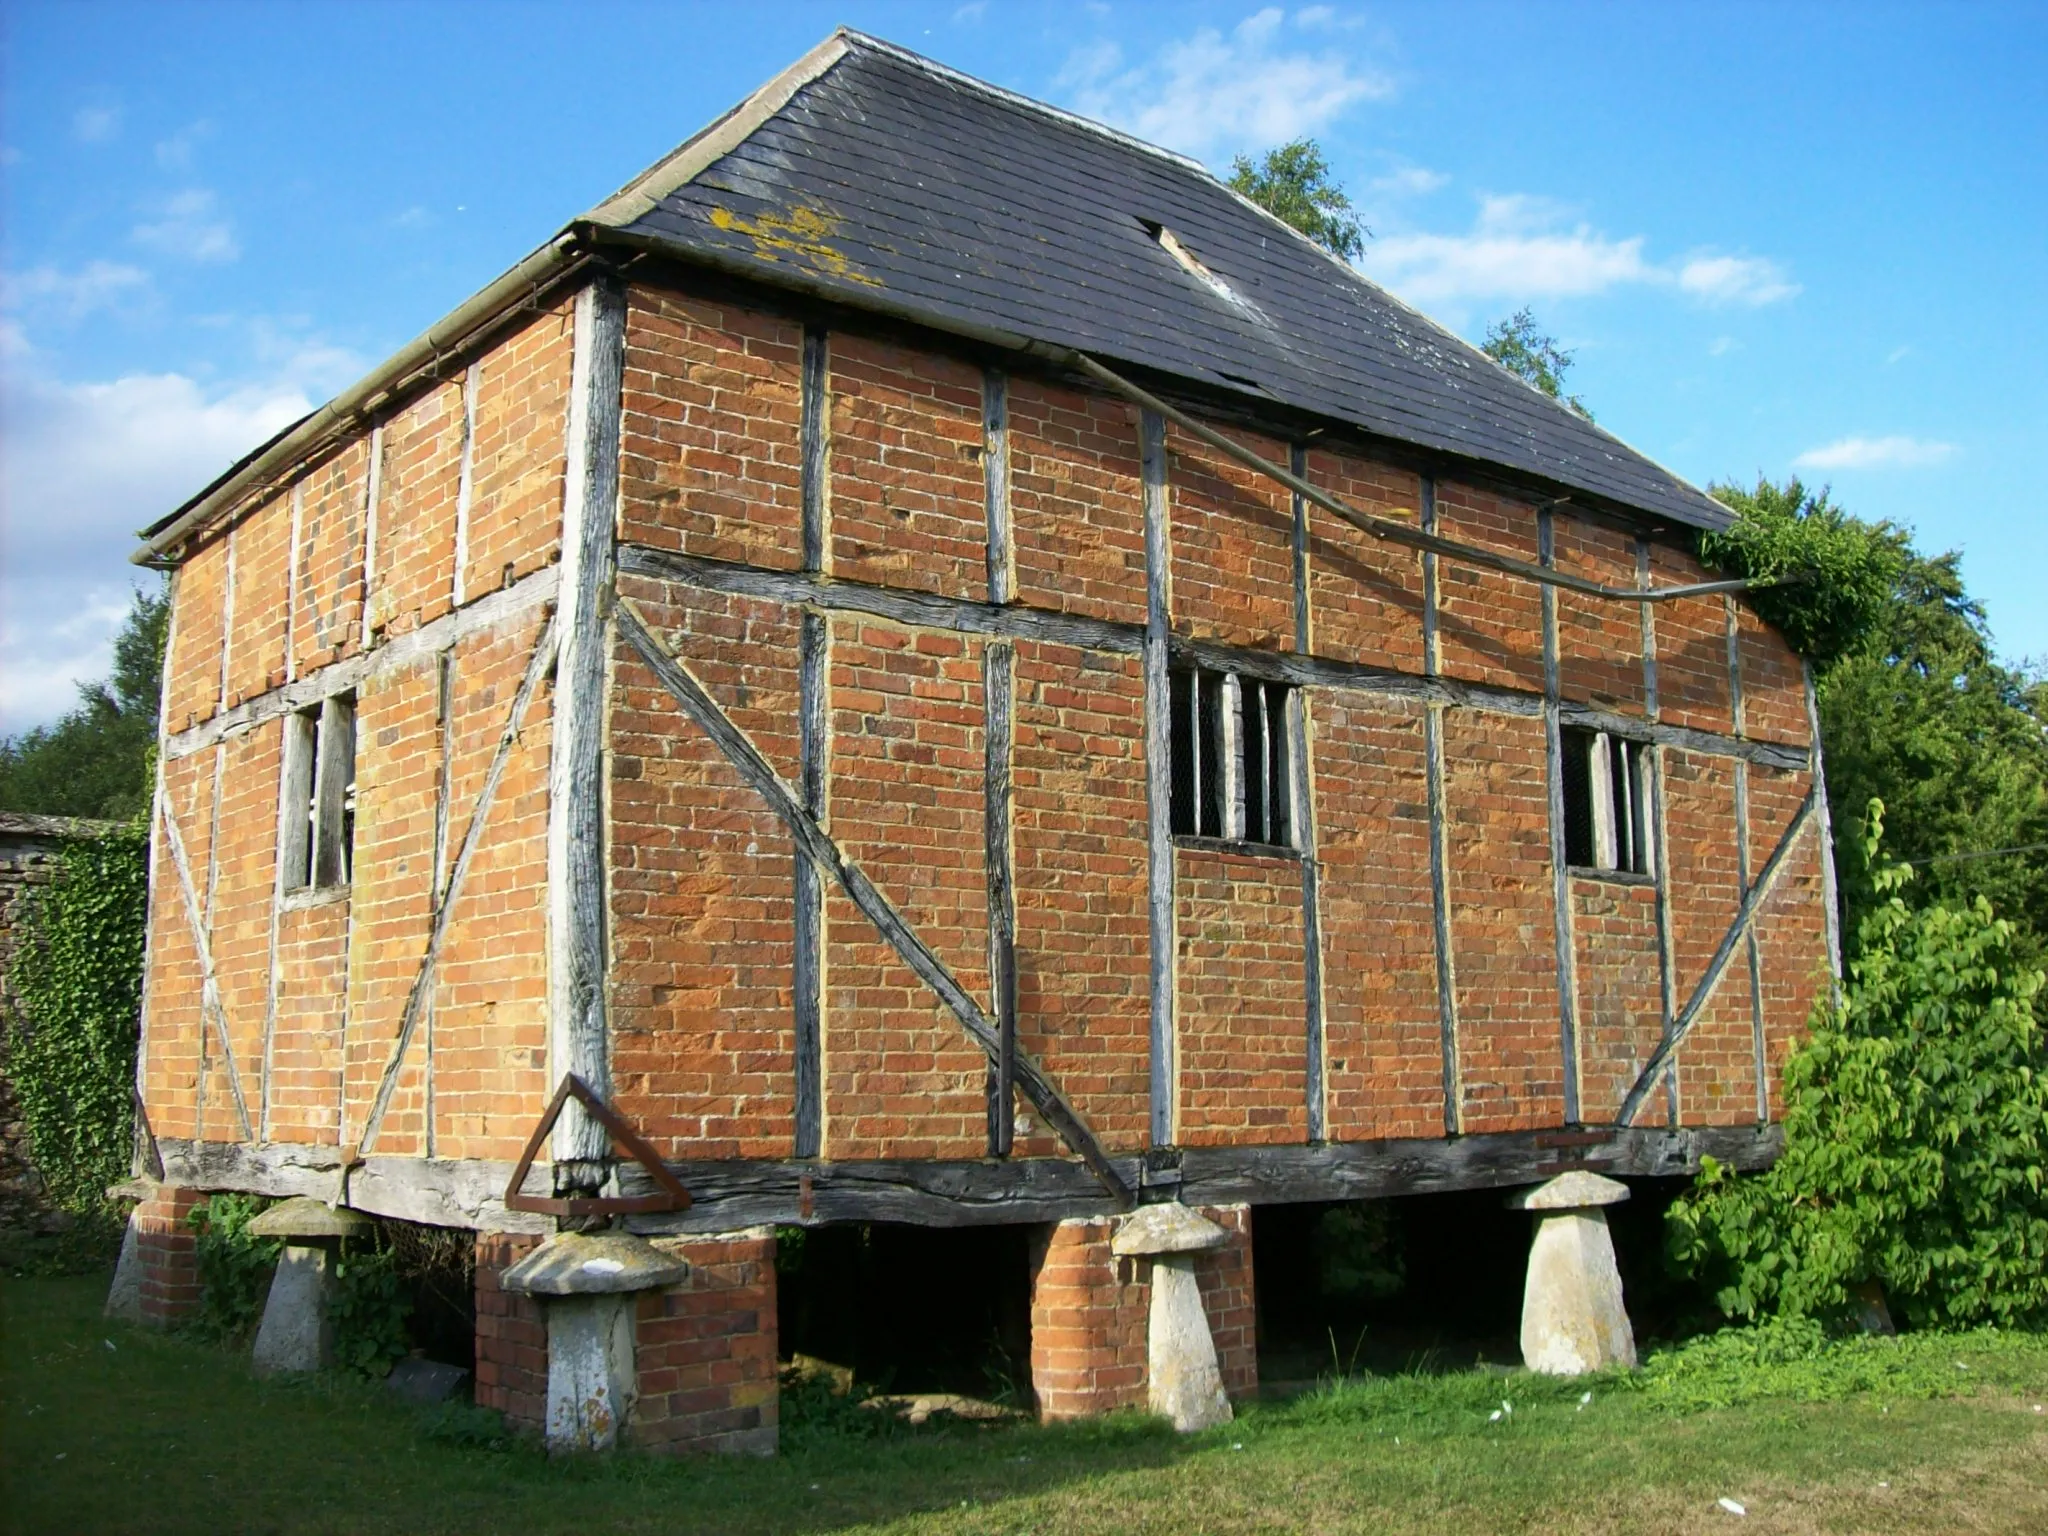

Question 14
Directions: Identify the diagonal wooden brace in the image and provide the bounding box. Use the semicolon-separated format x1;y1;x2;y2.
1615;784;1819;1127
356;613;560;1158
157;796;255;1140
616;597;1134;1209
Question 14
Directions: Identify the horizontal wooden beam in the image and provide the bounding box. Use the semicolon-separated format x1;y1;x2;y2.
622;544;1807;772
162;565;559;760
157;1123;1780;1233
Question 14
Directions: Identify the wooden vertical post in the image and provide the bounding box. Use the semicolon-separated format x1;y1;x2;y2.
793;325;831;1160
452;361;480;609
1640;539;1679;1123
1290;444;1326;1142
1142;409;1176;1147
1422;478;1461;1134
285;481;304;683
547;274;625;1185
983;369;1017;1155
360;423;383;646
1805;663;1844;990
1541;508;1582;1123
1727;596;1768;1120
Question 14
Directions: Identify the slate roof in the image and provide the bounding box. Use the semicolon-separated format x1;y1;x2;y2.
607;31;1732;532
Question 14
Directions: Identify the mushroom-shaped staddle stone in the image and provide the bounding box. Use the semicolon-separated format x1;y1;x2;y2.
246;1199;374;1376
102;1178;160;1324
1113;1203;1233;1433
1508;1172;1637;1376
500;1231;690;1296
502;1232;691;1454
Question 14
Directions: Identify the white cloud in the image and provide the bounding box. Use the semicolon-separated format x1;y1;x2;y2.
3;260;153;321
154;120;215;171
1792;435;1957;471
132;189;239;263
1886;345;1912;365
1057;8;1392;159
1708;335;1739;357
1370;164;1448;197
1677;253;1800;307
1362;194;1799;311
952;0;988;20
1366;194;1652;303
0;364;314;733
73;106;120;143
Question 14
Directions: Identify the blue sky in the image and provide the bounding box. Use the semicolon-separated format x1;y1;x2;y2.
4;1;2043;732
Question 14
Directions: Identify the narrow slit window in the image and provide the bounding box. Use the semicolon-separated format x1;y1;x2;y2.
282;693;356;892
1562;725;1653;876
1170;666;1293;849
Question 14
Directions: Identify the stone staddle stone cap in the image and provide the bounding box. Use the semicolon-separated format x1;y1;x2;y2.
1507;1171;1632;1211
246;1196;375;1241
500;1231;690;1296
105;1176;158;1203
1112;1202;1229;1257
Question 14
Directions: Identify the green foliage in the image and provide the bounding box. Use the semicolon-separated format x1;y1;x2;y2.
1228;139;1366;260
0;585;168;819
777;1361;910;1452
1313;1202;1404;1303
188;1194;280;1343
1480;309;1592;419
330;1240;414;1379
1699;477;1908;670
6;826;148;1211
1668;809;2048;1330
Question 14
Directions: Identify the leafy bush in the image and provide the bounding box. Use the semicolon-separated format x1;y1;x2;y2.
329;1240;413;1379
1668;806;2048;1329
6;826;147;1211
1698;478;1907;669
1313;1202;1404;1304
187;1194;279;1342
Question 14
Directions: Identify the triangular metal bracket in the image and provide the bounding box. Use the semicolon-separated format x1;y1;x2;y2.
502;1073;693;1217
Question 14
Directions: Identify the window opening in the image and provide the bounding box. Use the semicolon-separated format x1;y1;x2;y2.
1170;667;1293;849
1562;726;1653;876
282;693;356;892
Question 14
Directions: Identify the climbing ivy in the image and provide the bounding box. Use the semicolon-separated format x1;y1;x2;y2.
1668;805;2048;1329
6;826;148;1211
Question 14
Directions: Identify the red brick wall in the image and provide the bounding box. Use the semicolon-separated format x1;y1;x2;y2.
1314;694;1443;1140
1028;1206;1256;1421
824;621;991;1159
462;301;574;597
1664;749;1756;1125
620;288;804;571
828;333;986;597
1737;603;1810;746
367;379;465;640
289;439;371;672
1303;449;1425;670
1554;518;1647;713
135;1186;207;1327
223;491;293;706
1571;878;1664;1123
1442;709;1567;1131
609;578;801;1160
1175;849;1308;1146
1435;482;1545;695
1168;424;1294;651
1008;380;1147;625
267;896;348;1142
163;543;226;733
1011;640;1151;1152
1648;545;1732;733
633;1229;779;1456
475;1233;547;1429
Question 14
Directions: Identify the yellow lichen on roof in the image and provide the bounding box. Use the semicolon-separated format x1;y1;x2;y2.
708;204;883;287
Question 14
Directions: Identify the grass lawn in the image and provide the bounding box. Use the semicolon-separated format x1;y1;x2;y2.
5;1274;2048;1535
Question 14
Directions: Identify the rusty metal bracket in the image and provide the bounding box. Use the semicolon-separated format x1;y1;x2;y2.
502;1074;694;1217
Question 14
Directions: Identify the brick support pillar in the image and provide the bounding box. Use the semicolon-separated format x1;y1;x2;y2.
475;1233;547;1430
632;1227;779;1456
134;1186;206;1327
1028;1204;1256;1420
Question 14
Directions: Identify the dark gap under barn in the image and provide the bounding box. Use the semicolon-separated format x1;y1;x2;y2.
1252;1178;1712;1386
776;1222;1034;1402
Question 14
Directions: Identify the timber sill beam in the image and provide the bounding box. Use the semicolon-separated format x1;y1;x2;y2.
1070;354;1765;607
614;597;1134;1209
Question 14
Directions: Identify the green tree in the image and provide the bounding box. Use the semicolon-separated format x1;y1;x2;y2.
1668;810;2048;1330
1228;139;1366;261
1482;308;1593;419
1705;477;2048;956
0;584;168;820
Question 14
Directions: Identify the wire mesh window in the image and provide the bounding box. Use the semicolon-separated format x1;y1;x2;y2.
1170;667;1294;849
1562;726;1654;876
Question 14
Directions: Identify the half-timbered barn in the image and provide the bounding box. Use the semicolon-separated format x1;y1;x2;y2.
122;30;1838;1452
